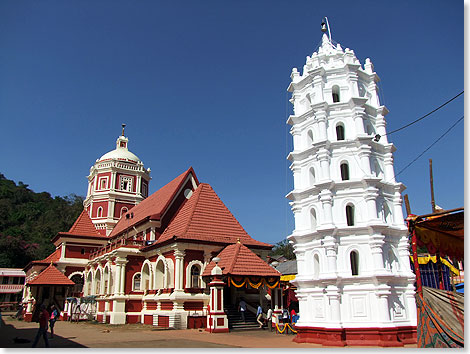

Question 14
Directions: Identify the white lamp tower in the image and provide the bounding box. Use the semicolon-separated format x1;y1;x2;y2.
286;19;417;346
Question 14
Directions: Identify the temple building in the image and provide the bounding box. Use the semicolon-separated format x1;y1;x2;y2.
22;128;282;331
285;25;417;346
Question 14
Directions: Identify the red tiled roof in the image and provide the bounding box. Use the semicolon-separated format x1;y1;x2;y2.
202;242;281;277
60;209;104;237
27;264;75;286
153;183;271;248
31;248;61;265
110;167;197;238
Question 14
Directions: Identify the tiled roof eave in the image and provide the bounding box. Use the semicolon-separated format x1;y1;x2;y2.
142;236;272;252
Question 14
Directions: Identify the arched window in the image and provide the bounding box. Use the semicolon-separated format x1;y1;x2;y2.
120;207;128;217
313;254;320;278
310;208;317;230
332;85;340;103
70;274;84;295
133;273;141;291
309;167;316;185
307;130;314;145
346;204;355;226
191;265;201;288
142;264;151;291
86;272;93;296
336;124;345;140
97;207;103;218
340;162;350;181
155;260;165;289
350;251;359;276
103;267;109;294
95;270;101;295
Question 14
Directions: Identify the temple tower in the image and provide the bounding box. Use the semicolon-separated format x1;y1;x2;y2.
84;125;151;235
286;24;417;346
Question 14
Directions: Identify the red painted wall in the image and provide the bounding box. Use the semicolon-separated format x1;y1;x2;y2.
114;201;135;219
183;250;204;288
96;172;112;191
65;245;94;259
64;266;84;277
160;302;173;311
125;300;142;312
98;301;105;312
127;315;140;324
144;315;153;325
124;256;144;294
158;316;169;327
184;301;204;311
92;200;108;219
146;302;157;310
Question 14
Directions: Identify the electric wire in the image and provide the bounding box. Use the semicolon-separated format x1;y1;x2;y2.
393;115;464;180
378;91;463;140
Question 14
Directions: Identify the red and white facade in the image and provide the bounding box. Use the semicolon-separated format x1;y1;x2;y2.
286;31;417;346
84;131;151;236
22;131;279;329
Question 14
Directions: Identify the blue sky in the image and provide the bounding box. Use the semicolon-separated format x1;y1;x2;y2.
0;1;464;245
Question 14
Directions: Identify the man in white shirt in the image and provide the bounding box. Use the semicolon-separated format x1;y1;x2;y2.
266;306;273;332
238;299;247;323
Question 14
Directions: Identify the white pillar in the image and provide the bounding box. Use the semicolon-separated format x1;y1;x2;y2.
174;249;185;291
320;190;333;226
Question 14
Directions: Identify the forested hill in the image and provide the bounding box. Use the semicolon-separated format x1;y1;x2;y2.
0;174;84;268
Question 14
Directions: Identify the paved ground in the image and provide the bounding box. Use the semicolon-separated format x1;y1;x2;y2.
0;313;319;348
0;312;417;348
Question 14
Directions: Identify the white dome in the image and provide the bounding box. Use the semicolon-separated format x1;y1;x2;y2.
97;135;141;163
99;149;141;163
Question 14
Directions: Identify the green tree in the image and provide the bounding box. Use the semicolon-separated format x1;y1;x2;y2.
0;174;84;267
270;239;295;260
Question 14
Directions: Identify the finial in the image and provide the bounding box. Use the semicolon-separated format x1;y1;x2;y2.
321;17;332;43
121;123;126;136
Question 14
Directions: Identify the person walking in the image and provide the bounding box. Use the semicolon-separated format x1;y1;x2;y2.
49;305;59;339
256;304;264;329
238;298;247;323
32;304;50;348
266;305;273;332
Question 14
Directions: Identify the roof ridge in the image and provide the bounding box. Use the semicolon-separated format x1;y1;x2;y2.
228;243;241;274
203;184;251;238
182;184;204;236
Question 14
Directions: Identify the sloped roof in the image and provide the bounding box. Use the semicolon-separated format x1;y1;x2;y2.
152;183;271;249
274;260;297;275
27;264;75;286
202;242;280;277
110;167;197;238
62;209;104;237
31;248;61;265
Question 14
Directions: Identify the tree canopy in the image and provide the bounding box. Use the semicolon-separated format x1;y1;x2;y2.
0;174;84;268
269;239;295;260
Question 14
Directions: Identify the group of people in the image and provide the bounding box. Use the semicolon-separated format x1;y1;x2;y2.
32;304;59;348
238;298;298;331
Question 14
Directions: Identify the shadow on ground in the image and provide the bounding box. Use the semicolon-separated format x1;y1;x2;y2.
0;318;86;348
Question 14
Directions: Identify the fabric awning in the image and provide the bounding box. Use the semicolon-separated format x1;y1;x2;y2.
410;209;464;259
